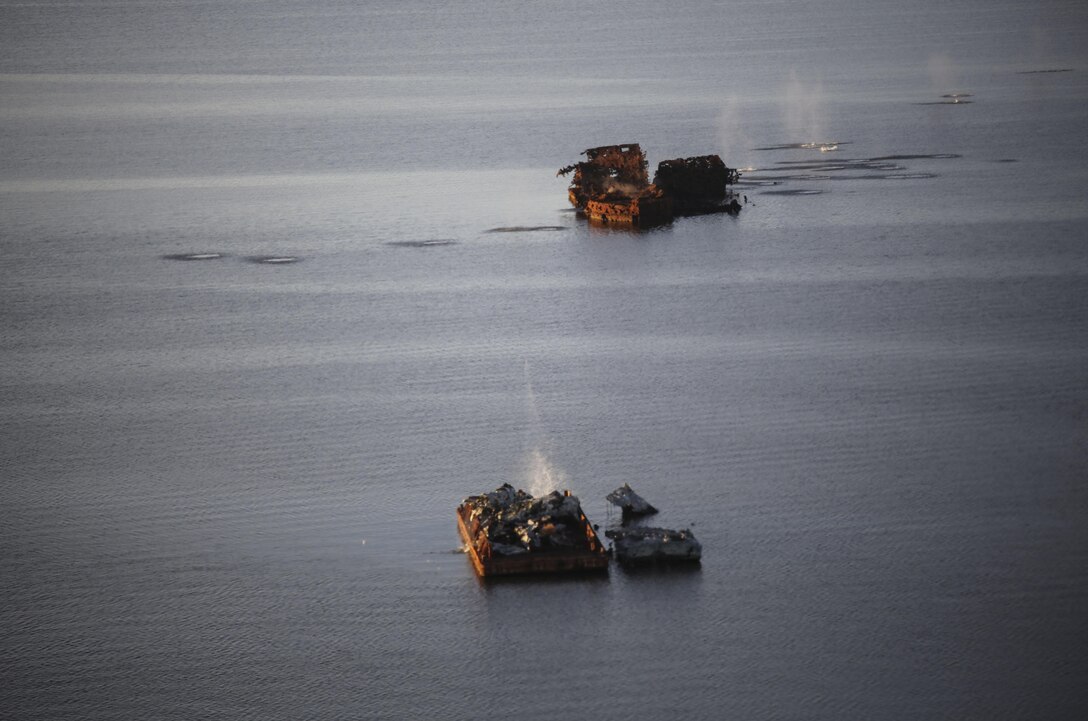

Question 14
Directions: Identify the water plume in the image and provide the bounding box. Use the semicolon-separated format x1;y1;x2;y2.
520;360;569;498
781;69;826;146
927;52;965;97
715;96;754;170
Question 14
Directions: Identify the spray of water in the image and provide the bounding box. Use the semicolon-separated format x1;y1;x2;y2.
716;95;754;171
520;360;568;497
782;69;827;145
927;52;963;97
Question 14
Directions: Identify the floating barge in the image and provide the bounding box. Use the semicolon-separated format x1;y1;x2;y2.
558;143;741;226
457;484;609;577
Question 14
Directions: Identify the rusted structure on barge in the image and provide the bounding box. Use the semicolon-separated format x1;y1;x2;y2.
457;484;609;577
558;143;741;226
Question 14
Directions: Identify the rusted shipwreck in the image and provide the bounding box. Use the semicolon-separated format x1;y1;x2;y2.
558;143;741;226
457;484;609;577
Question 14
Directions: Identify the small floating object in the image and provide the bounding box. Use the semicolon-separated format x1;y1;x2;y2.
605;527;702;564
162;252;225;261
248;255;299;265
385;239;458;247
605;483;658;519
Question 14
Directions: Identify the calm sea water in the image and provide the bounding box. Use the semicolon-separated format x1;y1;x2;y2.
3;1;1087;719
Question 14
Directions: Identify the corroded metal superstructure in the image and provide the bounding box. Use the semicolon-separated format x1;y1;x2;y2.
558;144;741;226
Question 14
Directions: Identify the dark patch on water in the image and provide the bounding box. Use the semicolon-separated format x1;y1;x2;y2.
762;188;824;196
870;154;961;161
486;225;567;233
995;158;1019;163
385;239;458;248
247;255;300;265
859;173;938;180
162;252;226;261
617;562;703;578
916;98;973;105
741;154;958;183
1017;68;1074;74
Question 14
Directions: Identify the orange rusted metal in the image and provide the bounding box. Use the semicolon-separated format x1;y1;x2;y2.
559;144;741;226
456;494;609;578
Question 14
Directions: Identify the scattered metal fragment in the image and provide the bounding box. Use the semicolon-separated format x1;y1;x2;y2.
605;483;658;520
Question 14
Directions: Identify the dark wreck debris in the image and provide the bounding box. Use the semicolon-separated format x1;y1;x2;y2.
162;252;226;261
456;483;608;577
558;143;742;226
605;483;658;520
247;255;300;265
605;527;702;564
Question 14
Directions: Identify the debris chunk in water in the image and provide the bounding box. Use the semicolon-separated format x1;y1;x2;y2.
605;527;702;564
605;483;658;519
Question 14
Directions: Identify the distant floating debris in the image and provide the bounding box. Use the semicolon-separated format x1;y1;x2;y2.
162;252;225;261
485;226;567;233
754;141;851;151
765;187;822;195
1017;68;1073;74
605;483;658;520
385;239;458;247
916;93;973;105
248;255;299;265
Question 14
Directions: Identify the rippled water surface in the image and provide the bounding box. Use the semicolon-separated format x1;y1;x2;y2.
3;1;1087;719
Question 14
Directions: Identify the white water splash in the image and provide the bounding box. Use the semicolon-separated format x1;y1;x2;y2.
521;360;569;497
522;447;568;498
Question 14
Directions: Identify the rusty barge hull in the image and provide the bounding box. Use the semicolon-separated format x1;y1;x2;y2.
558;143;741;226
456;503;609;577
584;195;673;226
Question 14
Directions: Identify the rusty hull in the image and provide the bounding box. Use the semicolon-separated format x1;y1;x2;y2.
456;501;609;578
559;144;740;226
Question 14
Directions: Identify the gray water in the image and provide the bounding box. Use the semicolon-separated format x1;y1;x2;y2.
3;1;1088;719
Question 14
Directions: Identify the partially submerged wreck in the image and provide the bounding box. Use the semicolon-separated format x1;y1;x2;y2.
605;527;702;564
457;484;609;577
604;484;702;565
558;143;741;226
